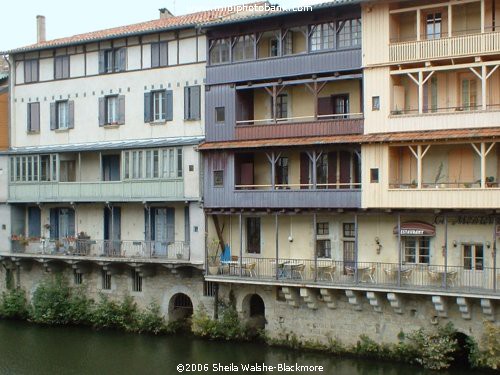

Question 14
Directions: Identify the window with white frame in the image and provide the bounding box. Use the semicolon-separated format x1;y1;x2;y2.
107;96;119;124
57;101;69;129
209;38;230;65
233;34;255;61
403;237;430;264
316;222;331;258
310;23;334;51
10;154;58;183
122;148;182;180
463;244;484;270
337;18;362;48
153;91;166;121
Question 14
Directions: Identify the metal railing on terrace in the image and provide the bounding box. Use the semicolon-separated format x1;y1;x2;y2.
236;113;364;126
390;104;500;116
210;257;499;295
11;239;190;261
235;183;362;190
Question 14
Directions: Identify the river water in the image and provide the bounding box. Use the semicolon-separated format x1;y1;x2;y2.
0;320;491;375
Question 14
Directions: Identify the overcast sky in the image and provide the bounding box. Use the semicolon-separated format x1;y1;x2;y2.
1;0;322;51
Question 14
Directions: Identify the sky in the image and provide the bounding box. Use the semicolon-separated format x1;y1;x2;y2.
0;0;323;51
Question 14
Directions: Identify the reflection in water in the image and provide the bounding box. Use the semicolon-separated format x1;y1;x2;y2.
0;321;490;375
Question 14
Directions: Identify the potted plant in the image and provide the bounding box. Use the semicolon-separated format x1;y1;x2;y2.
207;238;221;275
486;176;497;188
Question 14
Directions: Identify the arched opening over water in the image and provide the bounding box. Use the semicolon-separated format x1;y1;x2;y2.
168;293;193;322
243;294;266;331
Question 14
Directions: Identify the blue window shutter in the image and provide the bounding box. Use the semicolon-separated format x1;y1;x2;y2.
50;102;56;130
184;87;189;119
118;95;126;125
166;208;175;243
68;100;75;129
191;86;201;120
144;92;151;122
50;208;59;239
166;90;173;121
98;97;105;126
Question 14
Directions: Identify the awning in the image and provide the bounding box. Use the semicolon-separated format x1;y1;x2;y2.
2;136;205;155
393;222;436;237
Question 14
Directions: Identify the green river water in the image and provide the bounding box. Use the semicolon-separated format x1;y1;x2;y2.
0;320;492;375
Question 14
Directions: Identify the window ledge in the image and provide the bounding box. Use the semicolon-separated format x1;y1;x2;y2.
184;118;201;122
149;120;167;126
54;128;70;133
103;124;121;129
26;131;40;135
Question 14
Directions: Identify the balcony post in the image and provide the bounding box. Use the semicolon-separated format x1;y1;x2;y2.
481;142;486;189
417;145;423;189
493;217;497;291
239;213;243;277
313;213;318;282
397;213;401;287
78;152;81;182
354;213;359;284
416;10;421;41
444;215;448;289
448;4;452;38
275;213;279;281
482;65;487;111
418;71;424;114
481;0;485;33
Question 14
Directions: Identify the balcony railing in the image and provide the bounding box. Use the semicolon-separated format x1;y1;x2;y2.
235;183;362;191
8;179;184;203
389;31;500;63
11;239;190;260
235;114;364;140
209;257;498;295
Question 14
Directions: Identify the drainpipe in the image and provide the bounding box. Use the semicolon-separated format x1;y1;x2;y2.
444;215;448;289
493;217;497;292
397;213;401;287
354;213;359;284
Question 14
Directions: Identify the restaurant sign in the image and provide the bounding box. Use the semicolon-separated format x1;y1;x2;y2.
393;222;436;237
434;215;500;225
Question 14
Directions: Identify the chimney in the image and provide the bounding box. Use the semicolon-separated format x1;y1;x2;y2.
159;8;174;19
36;15;46;43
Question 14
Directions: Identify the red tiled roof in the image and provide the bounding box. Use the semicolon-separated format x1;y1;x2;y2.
7;2;269;54
198;127;500;150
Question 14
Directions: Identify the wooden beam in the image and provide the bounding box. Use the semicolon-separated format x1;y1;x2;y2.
211;215;225;253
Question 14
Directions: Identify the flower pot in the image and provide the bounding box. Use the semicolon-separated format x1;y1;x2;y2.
208;265;219;275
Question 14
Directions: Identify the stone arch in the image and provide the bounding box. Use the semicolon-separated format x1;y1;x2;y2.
168;293;194;321
240;293;267;330
161;284;200;321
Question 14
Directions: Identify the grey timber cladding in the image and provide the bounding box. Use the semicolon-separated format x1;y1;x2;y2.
203;152;361;209
205;85;235;142
206;49;362;85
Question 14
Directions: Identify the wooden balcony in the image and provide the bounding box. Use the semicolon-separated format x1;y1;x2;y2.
389;31;500;63
235;115;364;140
8;180;185;203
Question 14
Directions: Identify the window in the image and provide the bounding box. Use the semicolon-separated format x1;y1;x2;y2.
54;55;70;79
276;157;289;186
215;107;225;123
317;222;329;235
426;13;442;40
49;208;75;239
102;270;111;290
270;37;279;57
317;239;331;258
461;78;477;110
132;269;142;292
463;244;484;270
184;86;201;120
123;147;181;180
27;102;40;132
337;18;362;48
209;38;230;65
99;95;125;126
370;168;379;183
233;34;255;61
333;94;349;118
316;154;328;188
73;270;83;285
50;100;74;130
246;217;261;254
203;281;217;297
310;23;334;51
28;207;41;238
24;59;39;83
343;223;355;238
372;96;380;111
10;154;57;183
99;48;126;74
144;90;172;123
282;32;293;55
275;94;288;119
403;237;430;264
57;101;69;129
213;170;224;187
151;41;168;68
60;160;76;182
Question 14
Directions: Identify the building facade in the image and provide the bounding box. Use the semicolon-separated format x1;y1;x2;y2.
201;0;499;345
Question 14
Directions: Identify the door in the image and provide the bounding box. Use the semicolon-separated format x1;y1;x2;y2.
104;207;121;256
102;155;120;181
343;241;355;274
339;151;351;189
150;208;175;257
318;97;334;119
332;94;350;119
463;244;485;288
